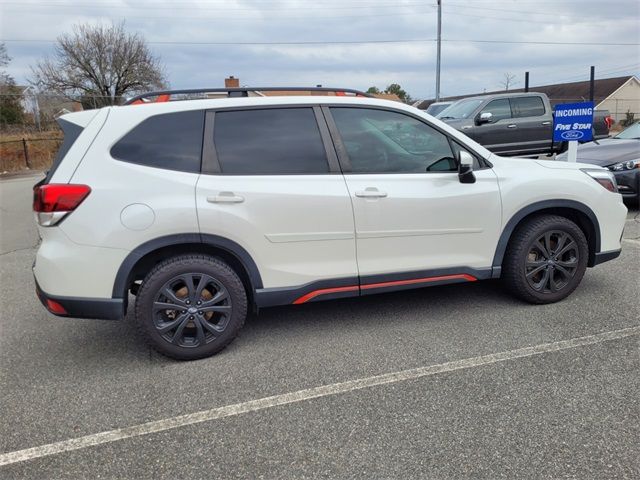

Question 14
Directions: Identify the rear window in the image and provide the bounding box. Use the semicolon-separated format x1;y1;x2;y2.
111;111;204;173
45;118;83;182
511;96;545;118
213;108;329;175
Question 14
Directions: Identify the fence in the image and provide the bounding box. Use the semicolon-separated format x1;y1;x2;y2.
0;136;62;173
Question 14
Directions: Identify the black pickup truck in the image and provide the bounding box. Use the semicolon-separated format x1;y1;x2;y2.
435;92;611;156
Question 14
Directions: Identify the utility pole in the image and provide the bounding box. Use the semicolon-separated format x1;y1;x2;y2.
435;0;442;101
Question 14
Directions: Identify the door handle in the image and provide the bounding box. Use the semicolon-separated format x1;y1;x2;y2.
207;192;245;204
507;124;517;128
541;121;551;125
355;188;387;198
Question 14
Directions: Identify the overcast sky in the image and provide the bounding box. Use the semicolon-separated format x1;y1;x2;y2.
1;0;639;100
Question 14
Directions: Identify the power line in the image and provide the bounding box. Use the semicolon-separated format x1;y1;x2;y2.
0;1;438;11
1;38;637;46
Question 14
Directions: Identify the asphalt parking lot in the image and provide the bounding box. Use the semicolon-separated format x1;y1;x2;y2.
1;173;639;479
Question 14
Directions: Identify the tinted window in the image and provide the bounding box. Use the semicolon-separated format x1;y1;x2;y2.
480;99;511;122
46;118;83;182
511;96;545;117
214;108;328;174
111;111;204;173
331;108;456;173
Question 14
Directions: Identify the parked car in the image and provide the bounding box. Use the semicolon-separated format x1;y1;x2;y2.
557;121;640;203
424;101;453;117
33;87;627;360
437;92;610;156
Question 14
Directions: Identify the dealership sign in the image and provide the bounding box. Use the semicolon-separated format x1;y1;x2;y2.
553;102;594;142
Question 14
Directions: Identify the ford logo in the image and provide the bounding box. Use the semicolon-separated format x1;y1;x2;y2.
561;130;584;140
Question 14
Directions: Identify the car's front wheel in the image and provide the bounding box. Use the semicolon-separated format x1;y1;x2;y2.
135;255;247;360
502;215;589;304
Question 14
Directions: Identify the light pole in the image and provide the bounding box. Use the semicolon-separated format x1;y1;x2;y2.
435;0;442;101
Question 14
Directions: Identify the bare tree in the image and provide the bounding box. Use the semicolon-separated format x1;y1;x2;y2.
30;22;166;107
500;72;517;91
0;42;25;124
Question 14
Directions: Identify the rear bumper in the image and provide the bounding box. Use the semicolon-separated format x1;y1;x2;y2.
592;249;622;266
35;279;124;320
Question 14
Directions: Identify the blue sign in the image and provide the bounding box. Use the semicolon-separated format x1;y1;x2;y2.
553;102;594;142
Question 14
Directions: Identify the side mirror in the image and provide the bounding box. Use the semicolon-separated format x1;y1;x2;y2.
477;112;492;125
458;151;476;184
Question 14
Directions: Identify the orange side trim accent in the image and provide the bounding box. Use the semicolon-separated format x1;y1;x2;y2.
292;285;359;304
360;274;477;290
292;274;477;304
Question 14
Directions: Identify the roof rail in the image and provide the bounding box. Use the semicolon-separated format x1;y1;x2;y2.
123;87;373;105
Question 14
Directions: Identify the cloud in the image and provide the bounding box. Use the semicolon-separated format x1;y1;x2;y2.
1;0;638;99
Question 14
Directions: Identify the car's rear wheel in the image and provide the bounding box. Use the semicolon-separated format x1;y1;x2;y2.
502;215;588;304
135;255;247;360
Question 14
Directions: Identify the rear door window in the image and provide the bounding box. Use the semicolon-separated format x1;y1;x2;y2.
213;108;329;174
111;110;204;173
510;96;546;117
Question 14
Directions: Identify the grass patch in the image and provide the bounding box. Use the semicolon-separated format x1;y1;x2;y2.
0;130;62;173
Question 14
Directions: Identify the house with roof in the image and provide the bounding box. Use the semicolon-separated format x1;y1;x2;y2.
415;75;640;122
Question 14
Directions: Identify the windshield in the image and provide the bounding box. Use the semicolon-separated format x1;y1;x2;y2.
615;122;640;139
437;99;484;120
425;103;451;116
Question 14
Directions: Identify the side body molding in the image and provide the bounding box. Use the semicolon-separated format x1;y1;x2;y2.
491;199;601;274
112;233;263;299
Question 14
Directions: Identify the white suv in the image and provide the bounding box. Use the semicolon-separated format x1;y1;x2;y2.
33;87;627;360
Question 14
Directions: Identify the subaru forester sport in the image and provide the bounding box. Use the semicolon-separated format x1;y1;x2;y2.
33;87;627;360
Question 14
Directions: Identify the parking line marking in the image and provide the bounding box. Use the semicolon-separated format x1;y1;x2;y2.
1;325;639;467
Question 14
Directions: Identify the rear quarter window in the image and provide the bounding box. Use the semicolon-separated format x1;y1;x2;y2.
111;110;204;173
45;118;84;182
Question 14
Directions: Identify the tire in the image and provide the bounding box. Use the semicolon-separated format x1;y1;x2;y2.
135;255;247;360
502;215;588;304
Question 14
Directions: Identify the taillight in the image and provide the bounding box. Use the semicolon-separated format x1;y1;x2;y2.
605;116;614;130
33;183;91;226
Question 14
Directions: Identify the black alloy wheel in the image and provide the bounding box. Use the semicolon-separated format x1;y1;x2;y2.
153;273;232;348
524;230;579;294
135;255;247;360
502;215;589;304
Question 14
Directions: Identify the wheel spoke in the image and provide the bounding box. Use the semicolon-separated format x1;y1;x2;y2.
535;240;550;259
193;275;209;302
544;232;553;257
153;301;183;312
554;241;576;259
549;268;560;292
554;233;568;255
157;313;188;334
200;305;232;314
556;259;577;268
199;315;224;336
526;264;546;278
533;267;550;291
171;316;191;345
178;274;196;299
162;287;188;307
202;290;228;306
194;317;206;346
555;263;573;279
